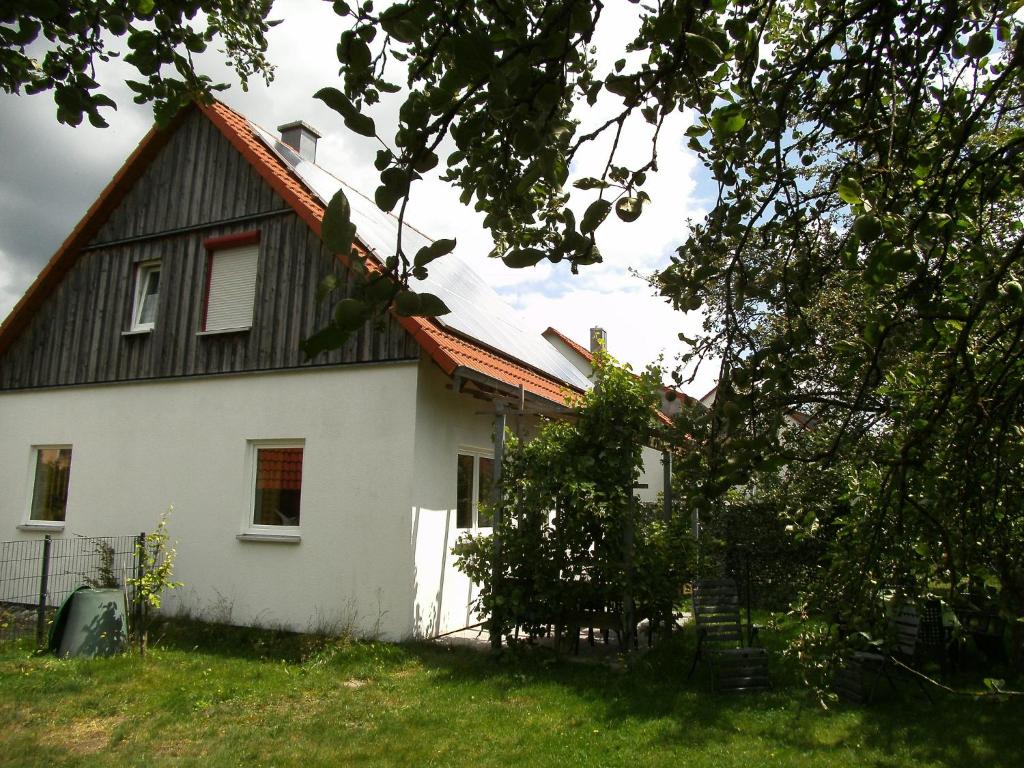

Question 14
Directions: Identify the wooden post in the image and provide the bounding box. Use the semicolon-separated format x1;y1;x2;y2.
135;532;146;655
662;450;673;636
622;490;636;652
490;402;506;651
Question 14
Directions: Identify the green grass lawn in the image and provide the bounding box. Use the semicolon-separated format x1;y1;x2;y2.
1;617;1021;768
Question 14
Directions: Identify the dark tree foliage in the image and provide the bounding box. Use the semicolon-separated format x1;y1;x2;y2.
314;0;1024;666
0;1;277;126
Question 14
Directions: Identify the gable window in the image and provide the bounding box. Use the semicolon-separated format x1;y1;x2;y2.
202;231;260;333
29;447;73;524
130;261;161;331
457;452;494;529
250;441;304;528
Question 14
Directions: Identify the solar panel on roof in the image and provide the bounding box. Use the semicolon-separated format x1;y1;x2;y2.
248;121;593;391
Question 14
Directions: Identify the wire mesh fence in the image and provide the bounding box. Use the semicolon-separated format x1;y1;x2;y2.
0;534;142;647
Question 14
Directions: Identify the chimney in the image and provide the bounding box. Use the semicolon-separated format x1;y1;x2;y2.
589;326;607;355
277;120;322;163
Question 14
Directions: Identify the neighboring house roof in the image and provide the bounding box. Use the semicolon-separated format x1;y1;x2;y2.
542;326;684;427
543;326;697;409
0;99;583;408
543;326;594;363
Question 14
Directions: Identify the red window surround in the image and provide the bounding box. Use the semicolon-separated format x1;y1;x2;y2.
200;229;261;332
203;230;261;251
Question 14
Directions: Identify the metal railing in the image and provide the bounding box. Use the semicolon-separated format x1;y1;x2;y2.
0;533;143;647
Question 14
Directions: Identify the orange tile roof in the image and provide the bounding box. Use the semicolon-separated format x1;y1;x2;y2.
0;99;578;408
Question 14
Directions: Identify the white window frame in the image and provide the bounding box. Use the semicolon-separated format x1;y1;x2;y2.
19;444;73;531
237;439;304;544
456;448;495;531
129;260;161;333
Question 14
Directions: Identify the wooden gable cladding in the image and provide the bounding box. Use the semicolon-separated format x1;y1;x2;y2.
0;112;418;391
91;109;283;243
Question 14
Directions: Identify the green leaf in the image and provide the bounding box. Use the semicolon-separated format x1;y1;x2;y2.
379;4;420;43
967;31;994;59
316;87;375;137
393;290;420;316
300;325;347;359
334;298;372;329
502;248;546;268
375;185;402;213
417;292;451;317
573;177;611;190
711;107;746;134
414;238;457;268
412;151;439;173
321;189;357;255
345;111;376;138
581;199;612;234
838;177;863;204
314;87;357;120
364;275;397;302
449;34;493;77
605;75;639;101
316;274;339;303
685;33;723;65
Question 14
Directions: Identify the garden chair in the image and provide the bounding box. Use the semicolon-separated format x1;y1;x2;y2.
835;599;952;704
687;579;770;692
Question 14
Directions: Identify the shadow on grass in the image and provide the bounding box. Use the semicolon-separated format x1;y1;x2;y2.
148;616;1023;766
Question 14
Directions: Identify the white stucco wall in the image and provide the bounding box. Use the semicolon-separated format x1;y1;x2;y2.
407;359;668;637
638;445;667;505
409;361;499;637
0;362;420;640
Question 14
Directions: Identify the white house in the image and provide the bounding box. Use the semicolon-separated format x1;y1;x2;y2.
0;99;670;640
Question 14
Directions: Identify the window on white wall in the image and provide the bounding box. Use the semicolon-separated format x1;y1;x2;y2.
130;261;161;331
457;452;494;529
28;446;73;524
202;232;259;332
250;442;304;528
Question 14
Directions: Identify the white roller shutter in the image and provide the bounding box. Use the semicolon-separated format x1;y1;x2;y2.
204;244;258;331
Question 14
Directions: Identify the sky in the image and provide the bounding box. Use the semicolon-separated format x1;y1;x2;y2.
0;0;718;397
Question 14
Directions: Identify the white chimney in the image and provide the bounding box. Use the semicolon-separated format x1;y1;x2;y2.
278;120;321;163
589;326;607;354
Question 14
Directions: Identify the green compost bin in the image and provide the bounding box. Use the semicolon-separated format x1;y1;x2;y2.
49;587;128;658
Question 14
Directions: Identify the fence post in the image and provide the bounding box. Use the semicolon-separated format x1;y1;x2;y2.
135;532;146;655
36;535;52;649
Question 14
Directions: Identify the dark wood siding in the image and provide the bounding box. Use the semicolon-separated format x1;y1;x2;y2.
0;112;419;390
